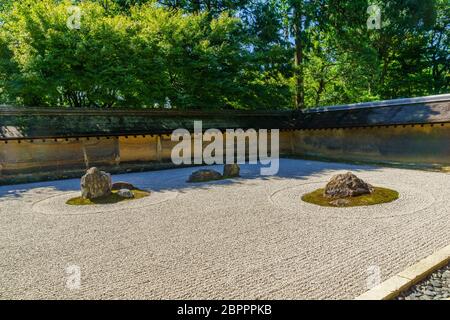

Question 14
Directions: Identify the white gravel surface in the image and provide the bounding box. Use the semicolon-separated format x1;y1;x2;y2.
0;158;449;299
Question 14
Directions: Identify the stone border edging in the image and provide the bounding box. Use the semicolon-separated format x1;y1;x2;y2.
355;244;450;300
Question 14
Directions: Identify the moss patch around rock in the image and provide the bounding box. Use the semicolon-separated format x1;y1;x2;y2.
301;187;399;207
66;189;150;206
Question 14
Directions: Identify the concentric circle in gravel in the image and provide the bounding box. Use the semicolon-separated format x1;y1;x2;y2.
32;190;179;215
269;180;435;219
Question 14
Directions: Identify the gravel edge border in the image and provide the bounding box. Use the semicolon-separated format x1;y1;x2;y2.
355;244;450;300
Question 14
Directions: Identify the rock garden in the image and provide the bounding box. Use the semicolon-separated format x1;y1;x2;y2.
3;158;450;299
301;172;399;207
187;164;240;183
66;164;242;205
66;167;150;205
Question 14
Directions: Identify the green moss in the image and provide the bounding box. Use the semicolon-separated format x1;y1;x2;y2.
66;189;150;206
301;187;399;207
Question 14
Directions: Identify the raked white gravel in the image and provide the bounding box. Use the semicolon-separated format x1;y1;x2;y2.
0;159;449;299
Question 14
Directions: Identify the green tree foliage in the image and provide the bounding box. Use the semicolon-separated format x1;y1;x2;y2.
282;0;449;107
0;0;448;109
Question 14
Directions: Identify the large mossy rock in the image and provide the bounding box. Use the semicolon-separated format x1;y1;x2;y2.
187;169;222;182
81;167;112;199
324;172;373;198
223;164;240;178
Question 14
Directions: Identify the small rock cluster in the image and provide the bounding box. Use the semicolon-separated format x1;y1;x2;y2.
324;172;373;198
188;164;240;182
396;263;450;300
80;168;137;200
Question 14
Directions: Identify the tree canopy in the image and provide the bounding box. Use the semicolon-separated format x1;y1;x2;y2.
0;0;448;109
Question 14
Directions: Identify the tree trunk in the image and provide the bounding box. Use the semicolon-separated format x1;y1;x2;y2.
293;2;305;109
192;0;201;13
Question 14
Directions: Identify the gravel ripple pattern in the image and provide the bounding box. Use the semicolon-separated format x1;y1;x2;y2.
0;159;449;299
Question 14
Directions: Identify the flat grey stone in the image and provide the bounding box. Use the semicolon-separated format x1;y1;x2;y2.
430;281;442;287
117;189;134;199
